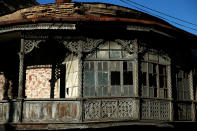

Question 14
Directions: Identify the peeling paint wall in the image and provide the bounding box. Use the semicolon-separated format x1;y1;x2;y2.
65;54;79;98
25;65;52;98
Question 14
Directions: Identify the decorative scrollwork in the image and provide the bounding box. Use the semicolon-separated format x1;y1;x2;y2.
83;38;104;52
115;39;137;53
63;38;104;54
24;40;44;54
84;101;101;120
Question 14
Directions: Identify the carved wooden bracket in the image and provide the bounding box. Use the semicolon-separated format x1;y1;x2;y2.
24;39;45;54
63;38;104;54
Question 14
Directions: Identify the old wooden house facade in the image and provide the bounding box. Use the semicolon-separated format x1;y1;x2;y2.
0;0;197;130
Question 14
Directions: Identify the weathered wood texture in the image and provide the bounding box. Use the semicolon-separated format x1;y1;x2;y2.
22;100;81;123
0;101;20;123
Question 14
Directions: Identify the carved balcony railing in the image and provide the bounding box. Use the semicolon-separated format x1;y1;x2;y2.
83;98;139;122
174;101;193;121
140;98;171;121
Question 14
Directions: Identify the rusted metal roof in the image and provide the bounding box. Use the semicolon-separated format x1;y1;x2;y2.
0;2;195;38
0;3;172;28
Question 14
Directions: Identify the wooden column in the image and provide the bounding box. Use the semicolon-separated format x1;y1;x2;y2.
18;38;25;99
78;40;83;98
189;70;196;121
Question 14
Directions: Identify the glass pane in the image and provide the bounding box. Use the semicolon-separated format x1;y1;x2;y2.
84;72;95;86
159;89;164;98
110;61;120;71
103;62;108;71
98;72;108;86
97;51;109;58
123;71;133;85
84;87;89;96
98;42;109;49
129;86;134;96
149;88;154;97
109;41;121;49
90;62;94;71
123;86;129;96
142;87;148;97
90;87;95;96
111;71;120;85
110;51;121;58
103;86;108;96
98;87;103;96
123;51;134;58
98;62;102;71
148;63;153;73
111;86;121;96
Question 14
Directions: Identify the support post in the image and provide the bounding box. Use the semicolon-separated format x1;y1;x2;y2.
78;40;83;98
18;39;25;99
17;38;25;123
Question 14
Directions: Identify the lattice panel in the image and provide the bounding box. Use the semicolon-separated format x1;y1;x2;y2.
118;99;137;119
84;101;101;120
141;99;170;120
84;99;138;121
101;100;117;119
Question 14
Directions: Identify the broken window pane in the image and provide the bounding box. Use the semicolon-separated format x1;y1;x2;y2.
123;71;133;85
149;74;157;87
142;72;147;86
111;71;120;85
159;65;166;75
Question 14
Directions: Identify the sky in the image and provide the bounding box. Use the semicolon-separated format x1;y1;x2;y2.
37;0;197;36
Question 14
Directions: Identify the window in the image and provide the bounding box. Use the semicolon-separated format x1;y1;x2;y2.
141;62;168;98
84;41;134;97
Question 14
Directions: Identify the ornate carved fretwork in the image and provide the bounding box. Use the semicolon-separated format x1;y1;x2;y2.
63;38;104;54
141;99;170;120
24;39;45;54
115;39;138;53
84;101;101;120
101;100;117;119
83;38;104;52
84;99;139;121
